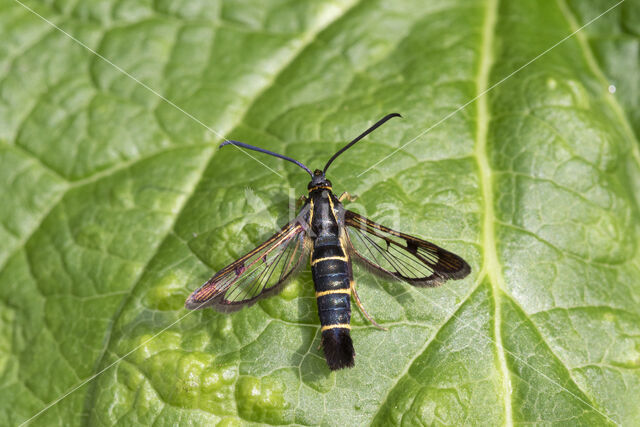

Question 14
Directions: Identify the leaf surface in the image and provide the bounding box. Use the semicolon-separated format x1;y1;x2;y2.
1;0;639;425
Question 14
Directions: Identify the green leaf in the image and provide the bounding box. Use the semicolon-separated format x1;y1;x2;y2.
1;0;639;425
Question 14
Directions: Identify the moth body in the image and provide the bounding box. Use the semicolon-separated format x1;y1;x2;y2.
307;171;354;369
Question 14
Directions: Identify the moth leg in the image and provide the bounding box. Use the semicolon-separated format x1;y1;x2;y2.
338;192;358;203
351;281;387;331
296;195;307;209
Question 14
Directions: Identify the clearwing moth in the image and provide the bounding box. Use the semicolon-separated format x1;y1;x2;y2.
185;114;471;370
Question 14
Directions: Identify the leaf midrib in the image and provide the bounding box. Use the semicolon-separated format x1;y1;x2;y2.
473;0;513;425
475;1;630;424
367;0;508;423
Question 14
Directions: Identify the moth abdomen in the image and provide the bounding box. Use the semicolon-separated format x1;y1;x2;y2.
311;239;354;370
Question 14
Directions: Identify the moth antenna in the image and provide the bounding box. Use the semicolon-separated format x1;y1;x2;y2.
220;140;313;176
323;113;402;174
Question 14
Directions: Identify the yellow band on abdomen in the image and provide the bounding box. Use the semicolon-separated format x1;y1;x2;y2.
321;324;351;332
311;255;348;266
315;289;351;297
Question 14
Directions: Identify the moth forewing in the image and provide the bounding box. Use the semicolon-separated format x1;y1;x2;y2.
184;219;309;311
344;210;470;287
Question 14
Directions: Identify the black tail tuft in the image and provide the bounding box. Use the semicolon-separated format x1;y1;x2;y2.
321;328;355;370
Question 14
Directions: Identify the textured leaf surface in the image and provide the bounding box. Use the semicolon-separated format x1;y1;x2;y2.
1;0;639;425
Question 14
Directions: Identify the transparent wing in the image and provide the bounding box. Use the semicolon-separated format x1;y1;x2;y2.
185;221;308;311
345;210;470;287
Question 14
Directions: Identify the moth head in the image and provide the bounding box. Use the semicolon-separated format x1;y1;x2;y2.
308;169;332;190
